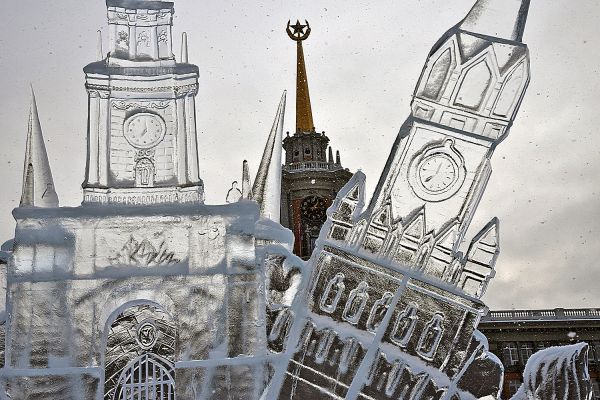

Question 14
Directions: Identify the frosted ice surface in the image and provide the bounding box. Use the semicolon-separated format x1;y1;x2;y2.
0;0;591;398
510;343;592;400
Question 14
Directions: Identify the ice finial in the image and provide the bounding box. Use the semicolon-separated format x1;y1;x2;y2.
286;20;314;133
252;91;287;222
181;32;189;63
336;150;341;165
226;181;242;203
96;30;104;61
459;0;531;42
20;87;59;208
241;160;252;199
328;146;334;164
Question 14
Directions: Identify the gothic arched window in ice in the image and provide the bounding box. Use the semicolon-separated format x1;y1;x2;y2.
319;272;345;313
494;61;527;117
342;281;370;324
416;313;445;361
349;219;367;247
269;308;292;342
385;360;405;396
390;303;419;347
414;244;431;269
338;338;360;375
104;304;176;400
315;329;336;364
421;48;454;100
454;60;492;110
366;292;394;333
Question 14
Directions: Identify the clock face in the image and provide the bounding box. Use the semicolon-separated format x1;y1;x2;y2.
301;196;327;223
417;153;458;193
124;113;166;149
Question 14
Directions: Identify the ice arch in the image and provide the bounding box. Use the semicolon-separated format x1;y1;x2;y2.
102;302;177;400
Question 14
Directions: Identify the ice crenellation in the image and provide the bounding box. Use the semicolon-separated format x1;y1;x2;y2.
0;0;593;398
320;175;500;300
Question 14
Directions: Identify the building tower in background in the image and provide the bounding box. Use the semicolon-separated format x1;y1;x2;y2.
280;20;353;259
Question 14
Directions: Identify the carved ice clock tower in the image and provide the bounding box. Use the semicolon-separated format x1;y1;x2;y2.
370;0;531;243
83;0;202;205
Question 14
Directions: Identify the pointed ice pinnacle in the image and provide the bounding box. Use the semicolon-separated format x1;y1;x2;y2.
226;181;242;203
253;91;286;222
96;30;103;61
336;150;341;165
241;160;252;199
459;0;531;42
181;32;189;63
20;88;59;208
328;146;334;164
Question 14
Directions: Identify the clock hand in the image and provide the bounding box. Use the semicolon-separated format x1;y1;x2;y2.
424;163;443;183
142;120;149;137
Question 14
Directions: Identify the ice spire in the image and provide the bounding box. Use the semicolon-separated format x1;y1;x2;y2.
253;91;287;221
181;32;188;63
459;0;531;42
241;160;252;199
328;146;334;164
20;88;59;208
286;20;314;133
96;30;103;61
336;150;341;165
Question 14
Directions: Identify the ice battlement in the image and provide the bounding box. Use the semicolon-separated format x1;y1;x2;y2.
322;172;498;300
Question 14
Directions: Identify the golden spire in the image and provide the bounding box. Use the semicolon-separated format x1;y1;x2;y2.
287;20;314;133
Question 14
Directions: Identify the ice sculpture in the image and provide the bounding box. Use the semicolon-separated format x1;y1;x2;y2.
0;0;591;398
510;343;592;400
20;88;59;208
263;0;587;398
0;0;296;398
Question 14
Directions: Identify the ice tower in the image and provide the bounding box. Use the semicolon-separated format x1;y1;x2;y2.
83;0;203;205
265;0;531;398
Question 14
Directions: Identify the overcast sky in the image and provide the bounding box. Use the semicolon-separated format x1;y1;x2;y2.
0;0;599;311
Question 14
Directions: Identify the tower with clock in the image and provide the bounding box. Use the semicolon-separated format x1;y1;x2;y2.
281;20;353;259
267;1;532;397
365;0;531;247
82;0;203;205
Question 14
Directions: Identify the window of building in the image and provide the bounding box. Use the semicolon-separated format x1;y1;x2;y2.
502;342;519;366
520;342;534;364
536;342;546;351
592;380;600;400
508;380;522;396
594;343;600;363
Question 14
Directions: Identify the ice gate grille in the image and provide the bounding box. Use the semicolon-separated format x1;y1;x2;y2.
115;354;175;400
104;304;176;400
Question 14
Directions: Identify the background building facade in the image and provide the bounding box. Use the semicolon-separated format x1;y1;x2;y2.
480;308;600;399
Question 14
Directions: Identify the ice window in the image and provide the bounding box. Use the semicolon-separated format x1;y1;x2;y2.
455;60;492;110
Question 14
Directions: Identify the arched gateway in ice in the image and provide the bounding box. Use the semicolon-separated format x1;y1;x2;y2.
0;0;296;398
